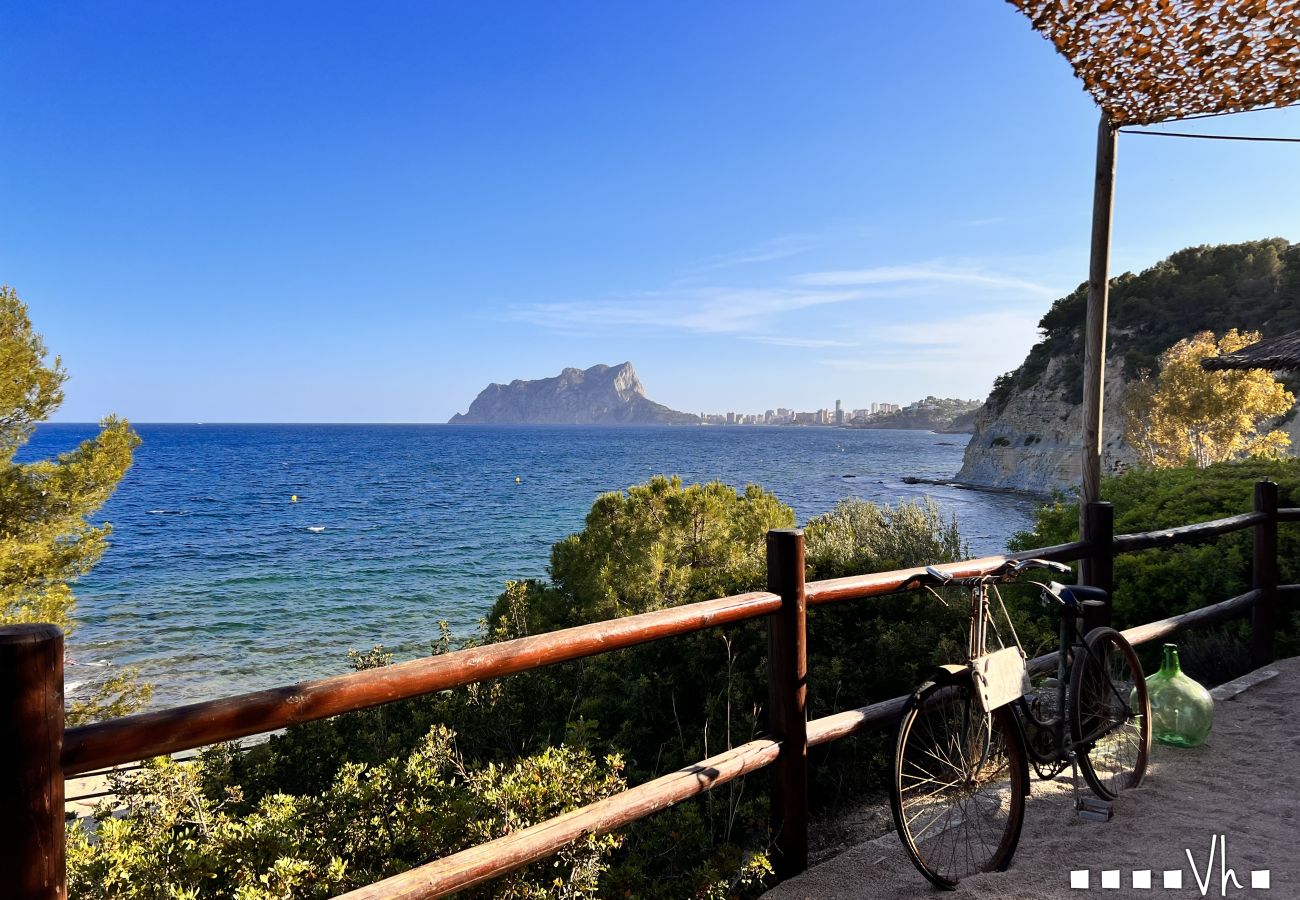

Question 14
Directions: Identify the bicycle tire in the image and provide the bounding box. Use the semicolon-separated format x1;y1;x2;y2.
890;676;1029;890
1069;627;1151;801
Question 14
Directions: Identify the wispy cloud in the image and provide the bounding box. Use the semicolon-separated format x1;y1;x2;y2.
510;286;871;336
691;234;817;272
507;259;1059;358
742;335;859;349
817;310;1041;372
795;263;1058;299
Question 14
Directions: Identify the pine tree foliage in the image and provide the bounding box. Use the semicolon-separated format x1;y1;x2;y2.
0;284;146;720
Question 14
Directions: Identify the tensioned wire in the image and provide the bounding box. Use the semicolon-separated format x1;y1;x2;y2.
1118;129;1300;143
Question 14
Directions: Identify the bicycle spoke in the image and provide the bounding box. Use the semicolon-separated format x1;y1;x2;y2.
892;681;1025;887
1071;630;1150;801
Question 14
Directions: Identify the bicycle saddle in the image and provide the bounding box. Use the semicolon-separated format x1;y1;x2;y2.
1049;582;1109;606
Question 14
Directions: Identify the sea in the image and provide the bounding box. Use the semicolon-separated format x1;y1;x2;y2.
21;424;1040;708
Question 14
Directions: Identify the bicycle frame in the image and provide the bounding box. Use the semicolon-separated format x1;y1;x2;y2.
957;573;1095;769
1012;599;1090;767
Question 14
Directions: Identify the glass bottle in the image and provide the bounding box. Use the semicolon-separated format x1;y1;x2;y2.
1145;643;1214;748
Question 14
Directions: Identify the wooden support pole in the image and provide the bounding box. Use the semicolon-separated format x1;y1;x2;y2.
0;625;65;900
1251;480;1279;667
766;529;808;880
1080;501;1115;626
1080;112;1118;518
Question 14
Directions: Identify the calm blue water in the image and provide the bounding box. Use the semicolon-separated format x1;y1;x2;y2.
22;424;1037;707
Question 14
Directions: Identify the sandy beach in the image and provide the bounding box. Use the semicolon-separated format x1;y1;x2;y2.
765;656;1298;899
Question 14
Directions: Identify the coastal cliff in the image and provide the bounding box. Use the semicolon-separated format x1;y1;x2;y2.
957;239;1300;494
956;355;1133;495
449;362;699;425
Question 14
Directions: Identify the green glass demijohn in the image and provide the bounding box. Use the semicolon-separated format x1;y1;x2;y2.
1145;643;1214;748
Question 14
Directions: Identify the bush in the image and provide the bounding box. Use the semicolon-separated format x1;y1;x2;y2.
69;483;981;898
68;729;625;899
1009;458;1300;671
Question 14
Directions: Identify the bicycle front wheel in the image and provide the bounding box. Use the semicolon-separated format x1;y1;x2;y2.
1070;627;1151;801
890;677;1028;890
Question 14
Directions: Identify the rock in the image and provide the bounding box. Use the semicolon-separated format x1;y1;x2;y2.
954;239;1300;494
935;408;980;434
956;355;1134;495
449;362;699;425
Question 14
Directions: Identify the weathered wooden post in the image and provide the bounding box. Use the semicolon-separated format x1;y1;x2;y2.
0;624;65;900
1251;480;1279;667
1079;112;1118;517
1080;500;1115;627
766;529;807;880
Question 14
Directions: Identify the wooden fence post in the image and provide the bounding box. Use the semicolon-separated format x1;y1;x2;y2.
0;624;65;900
1251;480;1279;667
766;529;807;880
1080;501;1115;626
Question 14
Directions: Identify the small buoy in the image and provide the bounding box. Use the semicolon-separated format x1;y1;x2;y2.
515;476;522;484
291;494;298;503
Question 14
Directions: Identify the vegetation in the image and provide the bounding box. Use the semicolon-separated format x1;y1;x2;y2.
68;483;973;899
990;238;1300;412
69;729;627;900
1123;330;1293;468
0;284;148;724
1010;458;1300;678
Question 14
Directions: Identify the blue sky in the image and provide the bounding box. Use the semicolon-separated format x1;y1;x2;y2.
4;2;1300;423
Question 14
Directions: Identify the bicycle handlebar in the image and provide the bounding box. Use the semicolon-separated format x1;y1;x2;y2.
913;557;1071;588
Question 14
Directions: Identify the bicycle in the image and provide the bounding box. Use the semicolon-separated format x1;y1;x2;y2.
888;558;1151;890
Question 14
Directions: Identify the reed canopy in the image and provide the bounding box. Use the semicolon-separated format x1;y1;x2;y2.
1009;0;1300;125
1201;329;1300;371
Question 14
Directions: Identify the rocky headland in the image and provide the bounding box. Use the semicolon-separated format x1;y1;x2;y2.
855;398;982;433
956;239;1300;494
449;362;699;425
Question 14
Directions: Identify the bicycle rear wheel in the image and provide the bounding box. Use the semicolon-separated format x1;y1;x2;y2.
890;677;1028;890
1070;627;1151;801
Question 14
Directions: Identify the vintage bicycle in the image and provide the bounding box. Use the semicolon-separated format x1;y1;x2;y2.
888;557;1151;889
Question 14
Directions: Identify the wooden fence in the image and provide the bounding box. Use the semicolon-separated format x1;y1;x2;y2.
2;481;1296;899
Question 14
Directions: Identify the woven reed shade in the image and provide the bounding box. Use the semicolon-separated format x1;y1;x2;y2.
1009;0;1300;125
1201;329;1300;370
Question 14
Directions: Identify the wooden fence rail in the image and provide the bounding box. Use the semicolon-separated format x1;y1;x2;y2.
3;481;1294;899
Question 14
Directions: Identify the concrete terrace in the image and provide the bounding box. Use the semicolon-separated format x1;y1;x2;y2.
764;657;1298;899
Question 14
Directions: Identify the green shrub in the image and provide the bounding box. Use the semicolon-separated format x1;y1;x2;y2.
69;484;982;898
68;729;625;899
1010;458;1300;669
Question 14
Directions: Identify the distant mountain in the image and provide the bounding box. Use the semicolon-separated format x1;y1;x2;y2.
449;362;700;425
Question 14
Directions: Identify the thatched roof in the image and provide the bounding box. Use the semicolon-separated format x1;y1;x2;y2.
1201;329;1300;370
1008;0;1300;125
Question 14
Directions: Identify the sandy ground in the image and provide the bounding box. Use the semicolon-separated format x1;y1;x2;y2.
765;657;1298;899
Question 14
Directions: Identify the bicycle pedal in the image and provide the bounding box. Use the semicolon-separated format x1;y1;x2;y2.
1076;797;1113;822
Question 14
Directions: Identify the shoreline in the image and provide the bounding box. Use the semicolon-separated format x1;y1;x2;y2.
901;474;1052;500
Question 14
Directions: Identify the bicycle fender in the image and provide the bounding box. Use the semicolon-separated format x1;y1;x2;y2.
927;664;973;685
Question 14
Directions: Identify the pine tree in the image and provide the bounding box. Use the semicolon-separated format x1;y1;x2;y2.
1;284;148;720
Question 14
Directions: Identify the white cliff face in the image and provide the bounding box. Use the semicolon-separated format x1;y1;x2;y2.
956;355;1136;496
610;363;645;403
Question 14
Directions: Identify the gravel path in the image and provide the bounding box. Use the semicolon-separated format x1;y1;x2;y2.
764;657;1298;899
